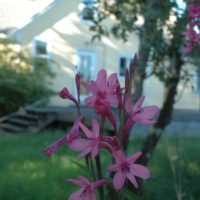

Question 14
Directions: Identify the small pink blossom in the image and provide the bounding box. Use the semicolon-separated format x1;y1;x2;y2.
94;100;117;133
75;73;81;103
123;95;159;134
188;4;200;18
183;42;193;53
83;69;119;108
69;118;101;158
44;117;81;156
101;136;119;152
107;150;150;190
59;87;79;111
183;1;200;53
67;176;108;200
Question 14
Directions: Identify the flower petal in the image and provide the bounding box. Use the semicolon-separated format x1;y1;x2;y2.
90;192;96;200
107;163;120;172
66;117;82;144
104;108;117;133
68;188;84;200
77;146;93;158
124;96;132;114
132;95;145;113
112;150;126;164
130;164;150;180
127;151;142;163
44;135;66;156
78;176;90;185
96;69;107;90
127;173;138;188
85;96;96;108
82;82;96;94
59;87;78;108
68;139;91;150
91;180;109;190
105;94;118;105
67;179;84;187
137;106;159;119
79;122;93;138
108;73;118;87
113;171;126;190
92;118;100;138
91;145;99;158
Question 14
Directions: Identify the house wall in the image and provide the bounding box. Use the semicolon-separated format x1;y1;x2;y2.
30;1;139;106
14;0;200;110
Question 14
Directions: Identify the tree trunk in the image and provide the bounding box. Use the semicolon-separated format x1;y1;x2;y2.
124;0;158;151
139;50;184;166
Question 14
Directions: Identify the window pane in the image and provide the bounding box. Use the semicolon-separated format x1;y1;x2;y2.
119;57;126;76
35;41;47;55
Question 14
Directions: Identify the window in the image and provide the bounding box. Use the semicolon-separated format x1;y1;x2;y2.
35;40;47;55
78;0;97;23
192;68;200;94
32;39;50;68
76;50;96;98
118;56;132;77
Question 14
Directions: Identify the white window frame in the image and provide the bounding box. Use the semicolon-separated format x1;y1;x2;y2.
75;50;96;101
192;68;200;94
78;0;97;25
32;38;51;69
32;39;50;59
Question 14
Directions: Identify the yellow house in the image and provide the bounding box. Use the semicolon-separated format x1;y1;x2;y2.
5;0;200;110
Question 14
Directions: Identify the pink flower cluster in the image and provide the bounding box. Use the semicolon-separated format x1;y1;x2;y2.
44;56;159;200
183;0;200;53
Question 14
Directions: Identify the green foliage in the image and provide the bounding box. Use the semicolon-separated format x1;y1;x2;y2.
0;39;53;117
90;0;191;83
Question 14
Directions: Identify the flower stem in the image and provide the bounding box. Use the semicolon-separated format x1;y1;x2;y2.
95;154;105;200
88;156;97;181
85;157;96;181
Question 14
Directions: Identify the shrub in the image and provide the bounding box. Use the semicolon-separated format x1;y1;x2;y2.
0;39;53;117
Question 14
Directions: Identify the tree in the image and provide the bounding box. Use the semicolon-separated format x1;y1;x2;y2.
88;0;189;164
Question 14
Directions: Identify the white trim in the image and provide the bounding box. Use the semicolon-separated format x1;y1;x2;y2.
75;49;96;102
32;38;51;69
32;38;50;58
192;68;200;94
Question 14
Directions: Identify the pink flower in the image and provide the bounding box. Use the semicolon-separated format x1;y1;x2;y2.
188;4;200;18
183;42;193;53
123;95;159;134
69;118;101;158
44;117;81;156
94;100;117;133
107;150;150;190
83;69;119;108
101;136;119;152
67;176;108;200
59;87;79;112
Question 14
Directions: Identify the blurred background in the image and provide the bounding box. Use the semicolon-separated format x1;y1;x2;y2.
0;0;199;199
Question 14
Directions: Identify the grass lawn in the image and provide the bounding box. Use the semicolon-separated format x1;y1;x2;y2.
0;130;199;200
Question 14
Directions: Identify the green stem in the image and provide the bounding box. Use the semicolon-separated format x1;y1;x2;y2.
88;157;97;181
85;157;96;181
95;154;105;200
